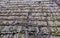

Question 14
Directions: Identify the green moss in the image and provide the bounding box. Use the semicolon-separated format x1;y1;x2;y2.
53;31;60;35
58;24;60;26
20;22;25;26
56;17;60;21
17;21;25;26
50;26;55;28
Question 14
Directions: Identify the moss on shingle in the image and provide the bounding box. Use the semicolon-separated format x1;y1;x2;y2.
53;30;60;35
58;24;60;26
50;26;55;28
56;17;60;21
